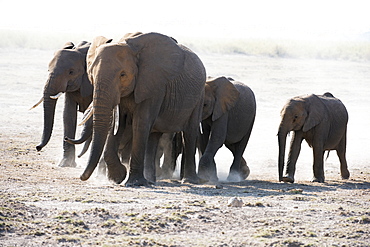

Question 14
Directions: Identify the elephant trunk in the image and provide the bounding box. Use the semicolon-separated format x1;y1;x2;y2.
78;136;92;158
80;86;115;181
277;125;288;182
65;117;93;145
36;94;57;151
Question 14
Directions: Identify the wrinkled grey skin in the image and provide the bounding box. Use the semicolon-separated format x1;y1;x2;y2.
197;77;256;182
278;93;350;183
82;32;206;186
36;41;93;167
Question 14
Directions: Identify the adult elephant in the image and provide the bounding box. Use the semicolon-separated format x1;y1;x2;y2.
82;32;206;186
34;41;93;167
197;77;256;182
278;93;350;183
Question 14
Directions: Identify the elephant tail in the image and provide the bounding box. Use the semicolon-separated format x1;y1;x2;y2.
325;150;331;161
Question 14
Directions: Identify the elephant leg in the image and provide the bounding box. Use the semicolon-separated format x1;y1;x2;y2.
284;131;303;183
240;157;250;180
181;129;202;184
104;132;127;184
119;122;133;165
312;145;325;183
59;93;77;167
126;102;158;187
198;117;228;182
159;133;178;179
104;110;128;184
155;135;165;179
336;133;350;180
144;132;162;184
181;106;206;184
225;140;249;182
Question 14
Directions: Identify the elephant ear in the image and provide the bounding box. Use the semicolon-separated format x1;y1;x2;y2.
125;32;185;104
76;41;89;48
302;94;325;132
87;36;113;69
80;73;93;98
63;42;75;49
207;77;240;121
75;42;93;97
76;42;91;54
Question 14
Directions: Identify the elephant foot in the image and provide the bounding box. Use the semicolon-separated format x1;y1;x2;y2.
181;175;208;185
227;165;250;182
58;158;77;168
240;164;250;180
107;164;127;184
198;173;218;183
311;177;325;183
341;170;350;180
198;166;218;183
282;176;295;183
144;170;156;185
227;171;243;182
158;167;175;180
125;175;151;187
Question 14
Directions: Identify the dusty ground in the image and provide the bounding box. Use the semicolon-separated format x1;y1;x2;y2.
1;130;369;247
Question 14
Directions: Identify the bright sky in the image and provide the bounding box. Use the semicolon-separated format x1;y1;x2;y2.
1;0;369;40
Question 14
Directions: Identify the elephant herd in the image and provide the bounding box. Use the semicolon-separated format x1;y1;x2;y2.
33;32;350;186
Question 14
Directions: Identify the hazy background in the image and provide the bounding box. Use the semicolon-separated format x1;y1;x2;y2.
1;0;369;45
1;0;369;182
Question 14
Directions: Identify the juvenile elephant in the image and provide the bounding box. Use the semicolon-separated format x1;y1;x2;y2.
33;41;93;167
278;93;350;183
197;77;256;182
82;32;206;186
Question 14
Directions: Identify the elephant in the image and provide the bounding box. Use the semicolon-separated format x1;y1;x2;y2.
33;41;93;167
81;32;206;186
277;93;350;183
197;76;256;182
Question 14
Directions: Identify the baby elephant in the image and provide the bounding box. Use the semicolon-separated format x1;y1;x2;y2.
278;93;350;183
198;76;256;182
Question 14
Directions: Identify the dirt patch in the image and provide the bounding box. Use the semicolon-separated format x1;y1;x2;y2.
1;132;369;247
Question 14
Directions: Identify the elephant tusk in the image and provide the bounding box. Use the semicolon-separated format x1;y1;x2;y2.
199;122;203;134
29;97;43;110
113;105;119;135
78;105;93;126
50;92;63;100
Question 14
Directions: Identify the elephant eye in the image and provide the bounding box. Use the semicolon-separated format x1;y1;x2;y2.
69;69;74;75
120;72;126;77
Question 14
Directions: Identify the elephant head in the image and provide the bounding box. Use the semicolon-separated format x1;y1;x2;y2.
81;32;185;181
277;94;325;181
36;41;92;151
203;76;240;121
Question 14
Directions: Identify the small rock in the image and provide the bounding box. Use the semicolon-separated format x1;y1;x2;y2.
227;197;243;207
